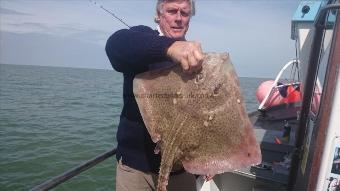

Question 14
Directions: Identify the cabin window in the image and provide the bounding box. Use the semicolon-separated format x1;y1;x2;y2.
310;9;338;117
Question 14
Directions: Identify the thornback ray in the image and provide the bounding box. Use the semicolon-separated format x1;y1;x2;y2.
133;53;262;191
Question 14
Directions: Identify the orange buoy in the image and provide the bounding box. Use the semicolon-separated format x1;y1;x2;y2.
284;85;301;104
256;80;301;108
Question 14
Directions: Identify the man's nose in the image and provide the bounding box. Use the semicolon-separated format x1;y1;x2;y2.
175;11;182;21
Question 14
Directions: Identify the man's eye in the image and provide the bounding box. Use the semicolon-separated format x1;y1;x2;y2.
167;10;178;14
166;9;190;17
181;11;189;17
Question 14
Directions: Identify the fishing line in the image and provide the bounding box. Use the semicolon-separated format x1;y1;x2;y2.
89;0;131;28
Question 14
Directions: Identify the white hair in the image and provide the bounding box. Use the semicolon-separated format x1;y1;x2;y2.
155;0;195;17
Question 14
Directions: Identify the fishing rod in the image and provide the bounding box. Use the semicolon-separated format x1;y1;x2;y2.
89;0;131;28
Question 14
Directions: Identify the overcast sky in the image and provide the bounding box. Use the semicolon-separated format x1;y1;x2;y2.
0;0;300;78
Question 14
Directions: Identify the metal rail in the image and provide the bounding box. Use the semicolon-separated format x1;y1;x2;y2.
30;148;116;191
257;59;300;111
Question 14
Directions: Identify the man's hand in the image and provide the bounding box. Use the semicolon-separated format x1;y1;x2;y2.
166;41;204;74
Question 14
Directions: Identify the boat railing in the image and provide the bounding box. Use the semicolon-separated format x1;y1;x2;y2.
30;148;117;191
257;59;300;111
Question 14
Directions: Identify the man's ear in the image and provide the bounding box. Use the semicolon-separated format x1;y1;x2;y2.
154;15;160;23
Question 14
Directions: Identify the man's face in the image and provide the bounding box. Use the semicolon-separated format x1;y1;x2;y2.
157;1;191;39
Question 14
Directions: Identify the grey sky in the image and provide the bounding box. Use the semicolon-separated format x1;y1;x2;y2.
0;0;300;78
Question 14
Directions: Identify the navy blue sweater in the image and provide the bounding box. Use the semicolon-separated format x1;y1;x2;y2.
105;25;177;172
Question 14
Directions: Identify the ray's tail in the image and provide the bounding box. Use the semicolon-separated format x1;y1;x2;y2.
156;114;189;191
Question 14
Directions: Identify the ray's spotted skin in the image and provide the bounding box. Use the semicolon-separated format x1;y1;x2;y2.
133;53;262;191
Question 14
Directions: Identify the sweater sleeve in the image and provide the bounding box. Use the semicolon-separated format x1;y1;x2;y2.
105;25;177;73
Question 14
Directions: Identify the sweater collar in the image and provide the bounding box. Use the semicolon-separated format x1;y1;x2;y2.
156;25;164;36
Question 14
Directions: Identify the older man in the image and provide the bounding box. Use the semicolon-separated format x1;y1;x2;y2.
105;0;203;190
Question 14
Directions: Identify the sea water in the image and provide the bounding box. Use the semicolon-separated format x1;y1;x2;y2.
0;64;269;191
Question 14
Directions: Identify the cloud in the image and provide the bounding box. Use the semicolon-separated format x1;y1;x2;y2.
67;29;111;46
2;19;110;46
0;31;111;70
0;7;32;16
55;24;86;33
6;22;49;30
4;21;87;34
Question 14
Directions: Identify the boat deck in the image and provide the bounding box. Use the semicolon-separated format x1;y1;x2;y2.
209;103;301;191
